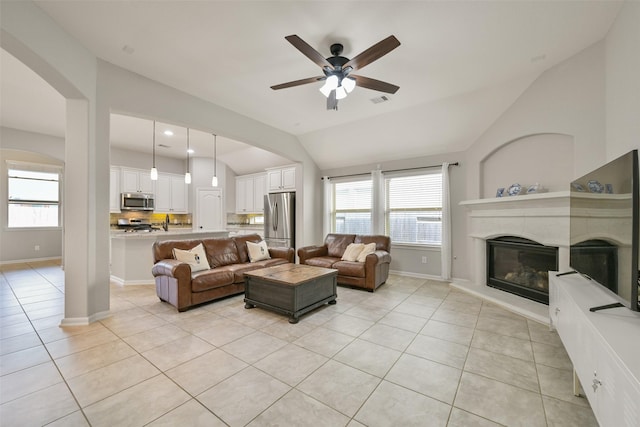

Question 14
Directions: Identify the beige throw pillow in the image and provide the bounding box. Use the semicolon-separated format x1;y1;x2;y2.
341;243;364;262
356;242;377;262
173;243;210;272
247;240;271;262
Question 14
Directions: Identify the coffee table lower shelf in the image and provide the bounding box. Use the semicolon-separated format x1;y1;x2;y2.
244;264;337;324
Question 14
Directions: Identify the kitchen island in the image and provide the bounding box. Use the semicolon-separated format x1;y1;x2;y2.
110;229;229;285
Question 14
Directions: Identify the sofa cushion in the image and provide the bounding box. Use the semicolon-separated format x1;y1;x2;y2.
332;261;366;278
233;234;263;263
173;243;211;272
356;242;377;262
191;268;235;293
202;238;240;267
153;239;203;264
325;234;356;258
342;243;364;261
355;235;391;252
304;256;339;269
247;240;271;262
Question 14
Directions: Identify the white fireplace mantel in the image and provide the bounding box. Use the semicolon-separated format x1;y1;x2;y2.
454;191;571;323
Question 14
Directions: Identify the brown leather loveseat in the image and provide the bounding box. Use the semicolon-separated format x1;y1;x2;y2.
297;233;391;291
152;234;294;311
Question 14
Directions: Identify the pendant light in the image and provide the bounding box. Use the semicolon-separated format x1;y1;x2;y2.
150;120;158;180
184;128;192;184
211;134;218;187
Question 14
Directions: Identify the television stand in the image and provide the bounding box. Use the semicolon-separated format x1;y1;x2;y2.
550;273;640;427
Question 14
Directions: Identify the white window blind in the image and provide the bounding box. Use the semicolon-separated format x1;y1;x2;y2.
7;166;61;228
332;177;372;234
385;171;442;245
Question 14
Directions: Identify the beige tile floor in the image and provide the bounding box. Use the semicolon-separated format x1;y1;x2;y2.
0;260;599;426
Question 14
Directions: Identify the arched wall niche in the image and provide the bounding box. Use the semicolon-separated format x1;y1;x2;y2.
480;133;574;198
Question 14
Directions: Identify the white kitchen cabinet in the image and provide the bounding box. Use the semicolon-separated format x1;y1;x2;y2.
236;173;266;213
155;173;188;213
549;273;640;427
266;166;296;192
110;166;121;213
253;174;266;213
121;167;154;194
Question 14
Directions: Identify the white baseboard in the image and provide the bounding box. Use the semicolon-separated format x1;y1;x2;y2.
60;310;110;326
110;275;154;286
0;256;62;266
389;269;445;282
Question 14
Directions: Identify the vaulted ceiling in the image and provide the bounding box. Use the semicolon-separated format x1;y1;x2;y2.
0;1;623;172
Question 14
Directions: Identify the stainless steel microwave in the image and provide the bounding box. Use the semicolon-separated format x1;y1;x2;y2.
120;193;154;211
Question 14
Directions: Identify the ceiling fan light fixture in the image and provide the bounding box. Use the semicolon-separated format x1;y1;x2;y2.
335;86;347;100
319;75;339;97
342;77;356;93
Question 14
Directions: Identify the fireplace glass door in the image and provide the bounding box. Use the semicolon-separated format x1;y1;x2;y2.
487;236;558;304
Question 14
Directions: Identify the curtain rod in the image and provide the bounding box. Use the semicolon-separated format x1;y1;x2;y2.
322;162;459;180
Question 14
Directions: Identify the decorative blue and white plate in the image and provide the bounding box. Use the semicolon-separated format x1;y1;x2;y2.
507;183;522;196
571;182;585;192
587;180;604;193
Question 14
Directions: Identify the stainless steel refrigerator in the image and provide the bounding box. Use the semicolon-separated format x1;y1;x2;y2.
264;192;295;249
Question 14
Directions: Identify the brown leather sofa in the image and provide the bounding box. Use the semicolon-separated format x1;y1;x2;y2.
152;234;294;311
297;234;391;292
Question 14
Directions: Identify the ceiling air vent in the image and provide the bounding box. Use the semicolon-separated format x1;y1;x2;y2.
370;95;390;104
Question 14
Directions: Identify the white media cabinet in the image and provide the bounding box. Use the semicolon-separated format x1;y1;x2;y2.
549;272;640;427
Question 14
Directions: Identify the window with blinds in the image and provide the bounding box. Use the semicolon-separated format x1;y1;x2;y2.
7;167;61;228
385;172;442;245
332;178;372;234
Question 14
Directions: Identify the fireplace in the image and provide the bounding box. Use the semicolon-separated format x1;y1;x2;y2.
487;236;559;305
570;239;617;292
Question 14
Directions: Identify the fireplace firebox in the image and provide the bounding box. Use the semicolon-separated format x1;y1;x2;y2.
487;236;559;304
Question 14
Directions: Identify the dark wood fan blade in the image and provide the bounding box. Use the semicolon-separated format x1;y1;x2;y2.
352;75;399;94
271;76;324;90
343;35;400;72
327;90;338;110
285;35;334;69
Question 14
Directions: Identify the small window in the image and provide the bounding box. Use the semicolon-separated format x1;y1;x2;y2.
332;178;372;234
8;167;61;228
385;172;442;245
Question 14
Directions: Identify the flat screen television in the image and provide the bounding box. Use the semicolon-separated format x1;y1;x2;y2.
568;149;639;311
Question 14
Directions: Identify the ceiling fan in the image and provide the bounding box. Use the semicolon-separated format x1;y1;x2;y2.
271;35;401;110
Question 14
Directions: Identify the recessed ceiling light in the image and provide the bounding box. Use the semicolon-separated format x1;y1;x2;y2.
164;130;174;136
187;149;195;154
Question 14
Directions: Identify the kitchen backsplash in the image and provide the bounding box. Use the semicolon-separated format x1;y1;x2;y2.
226;213;264;225
110;212;192;227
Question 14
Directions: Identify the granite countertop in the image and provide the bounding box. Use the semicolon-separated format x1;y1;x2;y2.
110;229;229;239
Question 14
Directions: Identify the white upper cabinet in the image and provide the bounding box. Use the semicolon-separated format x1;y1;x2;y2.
266;166;296;192
236;173;266;214
121;167;154;193
155;173;188;213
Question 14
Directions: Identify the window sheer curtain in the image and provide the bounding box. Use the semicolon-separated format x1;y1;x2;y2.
441;162;452;281
322;176;331;236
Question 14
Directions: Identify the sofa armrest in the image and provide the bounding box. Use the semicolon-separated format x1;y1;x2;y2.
364;250;391;266
152;259;192;282
297;245;328;264
268;247;295;263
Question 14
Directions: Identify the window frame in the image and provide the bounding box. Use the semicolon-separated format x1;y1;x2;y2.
330;175;373;235
6;161;63;230
384;169;443;247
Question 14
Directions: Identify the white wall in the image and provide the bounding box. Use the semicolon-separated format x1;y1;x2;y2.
481;133;574;197
605;1;640;160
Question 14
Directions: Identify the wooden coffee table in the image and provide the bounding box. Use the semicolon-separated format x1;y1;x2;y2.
244;264;337;323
